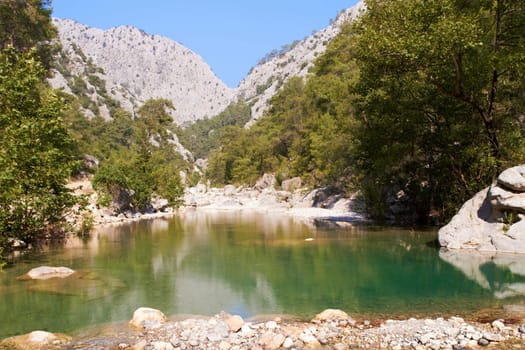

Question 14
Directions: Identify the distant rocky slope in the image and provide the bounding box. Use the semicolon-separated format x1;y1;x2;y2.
238;1;365;122
51;18;235;124
50;1;365;125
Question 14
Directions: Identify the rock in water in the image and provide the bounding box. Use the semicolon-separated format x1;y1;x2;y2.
130;307;168;329
23;266;75;280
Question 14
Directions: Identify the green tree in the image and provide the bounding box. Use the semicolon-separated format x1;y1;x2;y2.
0;47;78;245
0;0;58;68
350;0;525;222
92;99;185;212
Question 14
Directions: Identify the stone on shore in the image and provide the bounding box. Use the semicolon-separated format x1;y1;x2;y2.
129;307;168;329
312;309;349;322
224;314;244;332
20;266;76;280
281;177;302;193
0;330;71;349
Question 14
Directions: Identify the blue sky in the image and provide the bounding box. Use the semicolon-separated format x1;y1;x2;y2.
51;0;360;87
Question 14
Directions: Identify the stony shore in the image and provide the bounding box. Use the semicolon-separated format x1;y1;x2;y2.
2;308;525;350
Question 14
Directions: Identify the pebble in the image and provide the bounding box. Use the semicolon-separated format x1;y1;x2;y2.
477;337;490;346
9;310;524;350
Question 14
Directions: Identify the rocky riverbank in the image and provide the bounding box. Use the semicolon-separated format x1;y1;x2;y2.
2;308;525;350
66;175;366;231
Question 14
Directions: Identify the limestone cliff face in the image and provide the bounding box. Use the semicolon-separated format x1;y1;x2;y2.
51;1;365;126
238;1;365;122
52;18;235;124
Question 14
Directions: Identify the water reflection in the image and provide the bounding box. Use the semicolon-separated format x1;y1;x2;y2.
439;249;525;299
1;212;525;339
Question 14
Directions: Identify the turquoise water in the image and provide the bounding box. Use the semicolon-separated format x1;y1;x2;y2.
1;211;524;338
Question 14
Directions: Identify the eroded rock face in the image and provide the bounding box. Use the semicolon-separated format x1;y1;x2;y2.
438;164;525;253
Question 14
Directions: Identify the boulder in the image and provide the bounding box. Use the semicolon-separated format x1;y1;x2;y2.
151;196;170;212
129;307;168;329
497;165;525;192
489;185;525;214
312;309;349;322
281;177;302;193
224;315;244;332
255;173;276;191
22;266;75;280
438;188;500;251
439;164;525;253
0;330;71;349
224;185;237;196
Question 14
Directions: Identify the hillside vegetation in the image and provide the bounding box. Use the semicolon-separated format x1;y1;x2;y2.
208;0;525;224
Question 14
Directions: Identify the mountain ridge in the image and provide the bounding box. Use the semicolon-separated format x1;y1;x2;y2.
50;1;365;125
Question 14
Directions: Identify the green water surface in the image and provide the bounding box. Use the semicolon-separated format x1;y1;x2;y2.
1;211;524;338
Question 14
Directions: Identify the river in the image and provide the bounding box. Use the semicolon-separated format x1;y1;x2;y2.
1;210;524;339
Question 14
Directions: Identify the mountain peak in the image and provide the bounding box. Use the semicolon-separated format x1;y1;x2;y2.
52;18;235;124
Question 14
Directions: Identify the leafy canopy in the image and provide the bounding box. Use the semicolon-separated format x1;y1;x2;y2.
350;0;525;222
0;47;78;244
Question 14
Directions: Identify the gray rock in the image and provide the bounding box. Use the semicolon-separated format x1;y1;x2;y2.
254;173;276;191
497;165;525;191
438;187;499;250
312;309;349;322
24;266;75;280
519;324;525;333
224;185;237;196
489;185;525;214
129;307;167;329
298;332;320;346
281;177;302;193
477;337;490;346
438;164;525;253
482;332;504;342
8;238;27;249
224;315;244;332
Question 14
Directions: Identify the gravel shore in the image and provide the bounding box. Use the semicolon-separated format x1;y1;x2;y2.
2;308;524;350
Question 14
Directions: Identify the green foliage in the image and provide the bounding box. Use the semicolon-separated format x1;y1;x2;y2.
208;38;359;190
0;0;57;69
349;0;525;223
91;99;186;212
207;0;524;225
179;101;252;159
0;47;79;246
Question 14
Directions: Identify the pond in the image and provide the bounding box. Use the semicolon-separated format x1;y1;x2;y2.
1;210;525;339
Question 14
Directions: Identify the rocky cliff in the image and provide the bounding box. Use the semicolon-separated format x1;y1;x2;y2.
238;1;365;122
51;18;236;124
